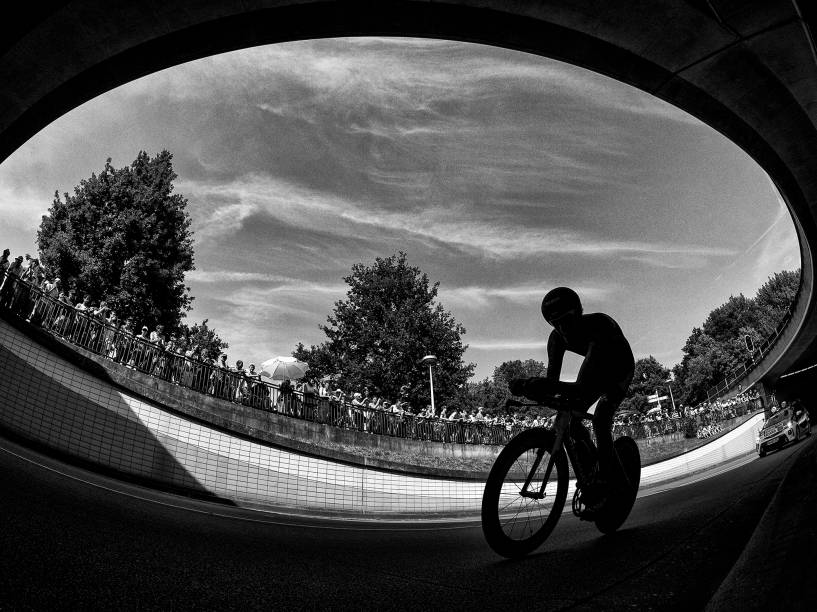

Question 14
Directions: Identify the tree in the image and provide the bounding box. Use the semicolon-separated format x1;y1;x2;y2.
620;393;649;415
493;359;548;387
492;359;548;414
630;356;671;397
754;269;800;335
702;294;764;345
672;270;800;405
292;341;337;383
457;378;498;414
444;359;550;418
176;319;228;360
293;252;475;409
37;151;196;332
674;328;734;404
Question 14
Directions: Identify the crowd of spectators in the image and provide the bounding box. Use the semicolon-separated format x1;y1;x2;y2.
277;384;539;444
612;389;762;440
0;250;765;446
0;250;273;404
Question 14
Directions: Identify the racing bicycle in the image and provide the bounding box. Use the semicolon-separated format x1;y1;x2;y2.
481;390;641;558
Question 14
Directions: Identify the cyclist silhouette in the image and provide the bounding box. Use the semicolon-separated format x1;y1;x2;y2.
509;287;635;511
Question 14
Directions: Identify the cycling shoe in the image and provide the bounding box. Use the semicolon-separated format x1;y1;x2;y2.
580;478;611;515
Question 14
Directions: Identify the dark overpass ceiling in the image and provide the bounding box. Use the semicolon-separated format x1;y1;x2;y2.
2;0;817;381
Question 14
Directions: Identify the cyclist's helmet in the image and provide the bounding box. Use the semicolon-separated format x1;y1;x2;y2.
541;287;582;323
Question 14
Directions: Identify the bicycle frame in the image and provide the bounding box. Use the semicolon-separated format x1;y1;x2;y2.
518;406;595;499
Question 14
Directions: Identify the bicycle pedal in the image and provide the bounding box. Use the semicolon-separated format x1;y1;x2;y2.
578;509;597;521
572;489;593;520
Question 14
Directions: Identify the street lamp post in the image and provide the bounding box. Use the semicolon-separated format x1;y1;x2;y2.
419;355;438;414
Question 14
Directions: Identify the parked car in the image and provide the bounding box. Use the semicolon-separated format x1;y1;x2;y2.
756;406;811;457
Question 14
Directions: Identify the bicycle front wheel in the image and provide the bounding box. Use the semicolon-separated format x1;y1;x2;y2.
481;428;568;558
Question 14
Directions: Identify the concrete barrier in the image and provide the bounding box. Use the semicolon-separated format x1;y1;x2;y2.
705;436;817;611
641;414;765;487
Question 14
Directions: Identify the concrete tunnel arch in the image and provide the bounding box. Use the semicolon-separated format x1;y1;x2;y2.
2;1;817;392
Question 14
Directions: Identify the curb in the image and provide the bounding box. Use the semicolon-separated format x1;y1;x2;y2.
705;435;817;611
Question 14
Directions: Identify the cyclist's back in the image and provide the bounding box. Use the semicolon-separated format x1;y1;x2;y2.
546;311;633;400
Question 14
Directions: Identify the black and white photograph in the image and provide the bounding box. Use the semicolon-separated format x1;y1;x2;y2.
0;2;815;610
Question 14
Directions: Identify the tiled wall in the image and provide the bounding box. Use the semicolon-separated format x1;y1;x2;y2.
0;318;484;515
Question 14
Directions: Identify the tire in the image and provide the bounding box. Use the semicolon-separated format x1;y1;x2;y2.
481;428;568;558
595;436;641;535
759;447;767;458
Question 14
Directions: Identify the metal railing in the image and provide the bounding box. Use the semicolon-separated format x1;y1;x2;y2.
0;270;763;446
0;271;532;445
613;400;759;440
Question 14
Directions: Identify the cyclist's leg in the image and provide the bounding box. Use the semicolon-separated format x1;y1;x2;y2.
591;394;619;483
568;417;593;453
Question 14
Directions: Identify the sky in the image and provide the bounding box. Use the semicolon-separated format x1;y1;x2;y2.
0;37;800;382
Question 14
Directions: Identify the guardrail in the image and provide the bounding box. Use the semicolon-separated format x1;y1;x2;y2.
0;271;530;445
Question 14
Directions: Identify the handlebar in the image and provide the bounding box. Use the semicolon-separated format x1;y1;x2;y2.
503;393;593;418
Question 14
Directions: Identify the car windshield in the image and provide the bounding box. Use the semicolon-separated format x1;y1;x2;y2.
765;409;791;427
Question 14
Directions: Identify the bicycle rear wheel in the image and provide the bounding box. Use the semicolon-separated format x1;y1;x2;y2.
595;435;641;534
481;428;568;558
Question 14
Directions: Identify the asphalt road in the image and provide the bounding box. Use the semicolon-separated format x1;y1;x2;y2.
0;434;812;611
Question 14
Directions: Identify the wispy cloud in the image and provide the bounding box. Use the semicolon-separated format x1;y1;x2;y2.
439;283;612;308
135;38;697;127
196;276;348;299
186;270;290;283
184;174;736;266
713;180;800;285
467;340;547;350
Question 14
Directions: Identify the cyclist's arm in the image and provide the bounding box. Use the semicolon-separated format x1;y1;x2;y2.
574;339;607;401
507;332;567;398
575;339;599;388
546;331;565;381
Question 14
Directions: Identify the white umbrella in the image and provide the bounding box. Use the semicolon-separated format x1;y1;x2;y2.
259;356;309;381
646;406;662;415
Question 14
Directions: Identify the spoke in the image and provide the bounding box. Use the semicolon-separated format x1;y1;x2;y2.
494;441;561;541
497;493;523;513
504;504;525;535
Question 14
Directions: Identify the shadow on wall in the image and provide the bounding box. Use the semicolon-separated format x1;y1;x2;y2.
0;342;233;504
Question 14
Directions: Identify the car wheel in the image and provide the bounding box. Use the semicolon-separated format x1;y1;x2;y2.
759;448;766;458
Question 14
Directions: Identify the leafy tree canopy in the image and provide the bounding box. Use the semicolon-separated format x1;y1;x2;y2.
453;359;548;417
294;252;475;409
37;151;195;331
702;294;764;345
630;356;671;399
493;359;548;387
176;319;228;361
673;268;800;404
755;269;799;335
